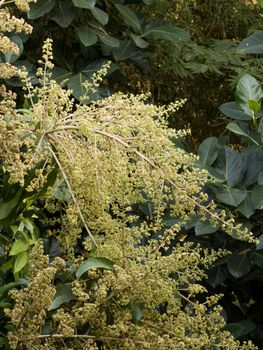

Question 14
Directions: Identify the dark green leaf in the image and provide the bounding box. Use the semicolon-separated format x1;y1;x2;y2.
49;67;73;85
256;234;263;250
195;220;220;236
225;320;256;338
252;184;263;209
28;0;56;19
0;190;21;220
225;146;244;187
208;264;228;288
212;185;246;207
90;7;109;25
0;279;27;297
14;252;28;274
198;137;218;166
97;32;119;48
48;284;76;310
257;169;263;184
51;3;77;28
227;254;251;278
72;0;96;9
3;35;23;63
142;23;190;42
76;257;113;279
76;27;98;47
130;33;149;48
238;194;255;218
115;4;141;33
238;31;263;54
112;40;134;61
252;252;263;268
219;102;251;121
67;73;102;102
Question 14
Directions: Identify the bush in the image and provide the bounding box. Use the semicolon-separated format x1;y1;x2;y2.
0;2;258;349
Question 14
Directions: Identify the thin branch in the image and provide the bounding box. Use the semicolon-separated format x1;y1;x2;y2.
48;145;98;248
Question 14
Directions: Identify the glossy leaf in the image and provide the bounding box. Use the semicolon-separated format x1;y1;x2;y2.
9;239;29;256
72;0;95;9
76;257;113;279
198;137;218;166
14;252;28;274
90;7;109;25
219;102;251;121
252;252;263;268
225;146;244;187
48;284;75;310
227;254;251;278
207;264;228;288
238;31;263;54
115;4;141;33
76;27;98;47
51;3;77;28
28;0;56;19
258;169;263;184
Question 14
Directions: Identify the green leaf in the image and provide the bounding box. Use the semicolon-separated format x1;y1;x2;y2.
195;220;220;236
97;32;119;48
9;239;29;256
76;27;98;47
252;184;263;209
72;0;96;9
76;257;113;279
225;320;256;338
227;254;251;278
130;33;149;48
212;185;246;207
226;122;260;145
238;195;255;218
51;3;77;28
258;169;263;184
207;264;228;288
0;190;21;221
115;4;141;33
256;234;263;250
130;301;144;325
49;66;73;85
14;252;28;274
238;31;263;54
252;252;263;268
219;102;252;121
0;279;27;297
198;137;218;166
48;284;76;311
248;99;261;115
225;146;244;187
142;22;190;42
28;0;56;19
112;40;134;61
235;74;263;115
90;7;109;25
